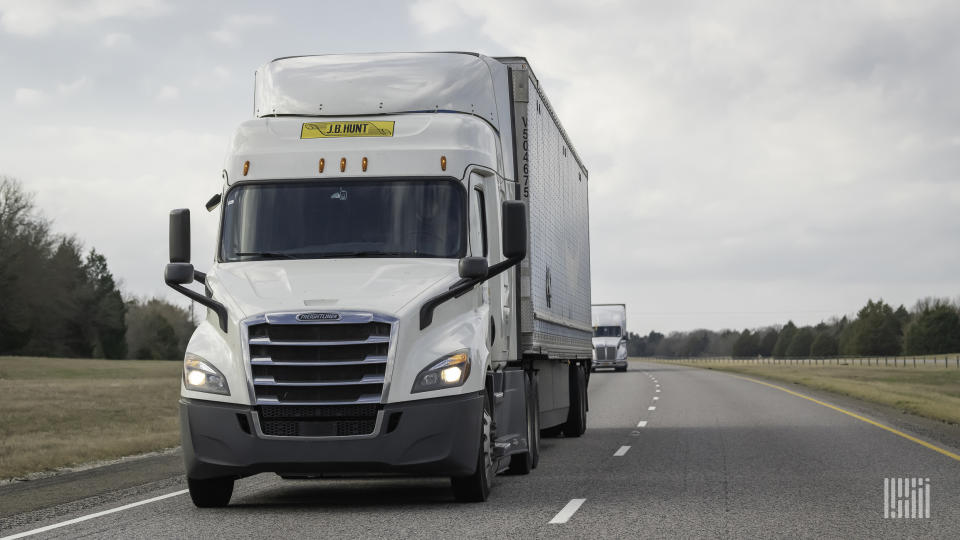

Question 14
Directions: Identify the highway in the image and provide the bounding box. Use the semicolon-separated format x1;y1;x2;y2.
2;361;959;538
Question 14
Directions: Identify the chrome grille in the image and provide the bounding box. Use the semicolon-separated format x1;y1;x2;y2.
246;314;392;406
596;346;616;361
246;312;394;438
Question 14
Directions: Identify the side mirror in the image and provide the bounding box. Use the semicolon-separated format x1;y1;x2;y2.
205;193;222;212
459;257;489;279
165;262;195;285
501;200;527;259
169;208;191;263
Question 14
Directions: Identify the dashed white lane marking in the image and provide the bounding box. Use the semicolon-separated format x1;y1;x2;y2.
0;489;189;540
614;446;631;457
653;396;659;400
549;498;587;524
637;420;648;427
656;389;660;393
648;406;656;411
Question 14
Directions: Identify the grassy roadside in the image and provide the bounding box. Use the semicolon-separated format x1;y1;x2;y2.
0;356;182;480
648;359;960;425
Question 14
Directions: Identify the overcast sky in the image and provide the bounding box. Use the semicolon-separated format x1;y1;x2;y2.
1;0;958;335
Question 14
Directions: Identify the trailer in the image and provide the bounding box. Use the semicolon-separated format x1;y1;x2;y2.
164;52;592;506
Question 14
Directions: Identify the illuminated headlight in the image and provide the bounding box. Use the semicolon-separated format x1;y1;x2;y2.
617;342;628;360
183;353;230;395
412;350;471;393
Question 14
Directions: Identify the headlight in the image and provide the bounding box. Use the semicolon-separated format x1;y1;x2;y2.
183;353;230;395
412;350;471;393
592;347;597;360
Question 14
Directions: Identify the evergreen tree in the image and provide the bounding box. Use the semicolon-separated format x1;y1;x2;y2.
809;333;839;357
786;327;815;357
772;321;797;358
903;301;960;355
758;329;779;357
840;299;902;356
0;177;128;358
732;329;760;357
83;250;128;359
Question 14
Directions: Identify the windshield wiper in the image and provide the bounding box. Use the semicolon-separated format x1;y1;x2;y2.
234;251;298;259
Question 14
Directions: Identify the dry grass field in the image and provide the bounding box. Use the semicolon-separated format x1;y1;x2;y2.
651;359;960;425
0;356;182;480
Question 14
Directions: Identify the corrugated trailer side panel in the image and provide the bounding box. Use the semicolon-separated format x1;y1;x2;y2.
501;59;592;359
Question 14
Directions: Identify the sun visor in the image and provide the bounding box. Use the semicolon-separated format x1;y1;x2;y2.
254;53;499;126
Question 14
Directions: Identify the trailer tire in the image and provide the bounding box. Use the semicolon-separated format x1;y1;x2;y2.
508;372;540;474
451;393;493;502
562;364;587;437
187;477;234;508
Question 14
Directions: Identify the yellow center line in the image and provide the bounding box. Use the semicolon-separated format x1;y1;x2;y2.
730;374;960;463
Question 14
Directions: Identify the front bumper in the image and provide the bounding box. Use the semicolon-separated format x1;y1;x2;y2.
593;359;628;369
180;392;483;480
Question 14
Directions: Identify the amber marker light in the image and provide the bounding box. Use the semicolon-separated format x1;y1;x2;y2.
340;157;346;172
242;160;250;176
362;157;368;172
318;158;325;173
440;155;447;171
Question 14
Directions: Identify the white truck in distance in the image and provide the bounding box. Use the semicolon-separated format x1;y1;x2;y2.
592;304;628;372
164;53;593;506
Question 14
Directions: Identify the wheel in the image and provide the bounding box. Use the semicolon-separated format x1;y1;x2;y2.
508;372;540;474
187;476;234;508
562;364;587;437
451;393;493;502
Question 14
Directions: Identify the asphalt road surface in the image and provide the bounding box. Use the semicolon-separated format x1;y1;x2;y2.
2;361;959;538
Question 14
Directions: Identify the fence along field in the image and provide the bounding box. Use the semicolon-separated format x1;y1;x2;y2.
654;353;960;368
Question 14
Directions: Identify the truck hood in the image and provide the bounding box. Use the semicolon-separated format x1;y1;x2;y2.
211;258;458;319
592;337;623;348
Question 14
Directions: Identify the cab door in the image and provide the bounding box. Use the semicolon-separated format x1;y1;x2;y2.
469;171;511;362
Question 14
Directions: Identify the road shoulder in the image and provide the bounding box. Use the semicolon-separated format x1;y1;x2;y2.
657;361;960;455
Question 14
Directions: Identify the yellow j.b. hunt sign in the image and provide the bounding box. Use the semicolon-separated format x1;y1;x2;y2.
301;121;395;139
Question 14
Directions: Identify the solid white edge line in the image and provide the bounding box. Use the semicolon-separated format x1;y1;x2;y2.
0;489;189;540
648;406;656;410
549;498;587;524
637;420;648;427
614;446;631;457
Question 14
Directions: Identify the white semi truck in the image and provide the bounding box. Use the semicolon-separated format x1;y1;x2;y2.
591;304;628;372
164;53;593;506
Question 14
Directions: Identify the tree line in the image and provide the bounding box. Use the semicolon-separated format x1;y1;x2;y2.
628;297;960;358
0;176;194;360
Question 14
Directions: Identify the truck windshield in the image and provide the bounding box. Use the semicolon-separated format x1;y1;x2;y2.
219;179;466;261
594;326;622;337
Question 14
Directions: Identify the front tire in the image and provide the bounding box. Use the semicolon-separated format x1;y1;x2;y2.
451;393;493;502
187;477;234;508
